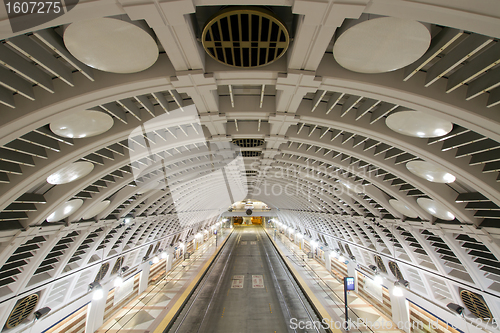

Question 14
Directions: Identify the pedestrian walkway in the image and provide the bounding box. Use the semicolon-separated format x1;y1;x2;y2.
96;229;231;333
267;228;402;333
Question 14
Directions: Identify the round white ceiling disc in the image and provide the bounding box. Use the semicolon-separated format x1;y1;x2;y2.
385;111;453;138
82;200;111;220
47;161;94;185
333;17;431;73
389;199;419;218
50;110;114;138
47;199;84;222
406;161;456;183
417;198;455;221
64;18;159;73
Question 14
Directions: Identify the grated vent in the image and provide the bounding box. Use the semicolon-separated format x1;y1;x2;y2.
202;7;289;67
241;151;262;157
460;289;492;320
6;294;38;328
389;261;404;280
94;263;109;283
111;257;124;275
232;138;265;148
375;255;387;274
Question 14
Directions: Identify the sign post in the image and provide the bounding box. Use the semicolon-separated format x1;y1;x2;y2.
344;277;355;330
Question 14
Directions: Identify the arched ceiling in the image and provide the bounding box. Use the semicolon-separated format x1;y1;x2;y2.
0;0;499;330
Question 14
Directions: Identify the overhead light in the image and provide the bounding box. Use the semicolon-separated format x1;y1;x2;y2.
447;303;464;316
114;276;123;287
88;282;104;300
34;307;51;320
393;279;409;297
152;256;159;264
338;255;345;262
160;251;168;259
393;284;403;297
124;215;133;224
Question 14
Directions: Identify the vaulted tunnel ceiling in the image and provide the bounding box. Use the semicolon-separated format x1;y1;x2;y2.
0;0;499;330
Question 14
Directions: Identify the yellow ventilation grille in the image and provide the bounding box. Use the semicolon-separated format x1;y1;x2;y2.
94;262;110;283
202;7;289;68
389;261;404;280
111;257;124;275
460;290;492;320
375;255;387;274
6;294;39;328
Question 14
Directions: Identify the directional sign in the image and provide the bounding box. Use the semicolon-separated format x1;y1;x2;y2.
252;275;264;288
345;276;355;291
231;275;244;288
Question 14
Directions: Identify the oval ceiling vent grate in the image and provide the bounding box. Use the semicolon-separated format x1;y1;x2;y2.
94;262;110;283
6;294;39;328
460;289;492;320
389;261;404;280
374;255;387;274
202;7;290;68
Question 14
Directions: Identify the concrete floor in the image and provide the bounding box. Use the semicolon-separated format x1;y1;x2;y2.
169;226;326;333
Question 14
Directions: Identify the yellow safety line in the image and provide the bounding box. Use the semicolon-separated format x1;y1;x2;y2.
269;303;272;313
152;230;233;333
264;228;342;333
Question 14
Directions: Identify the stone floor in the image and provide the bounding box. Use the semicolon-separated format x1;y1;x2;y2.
96;229;231;333
270;229;403;333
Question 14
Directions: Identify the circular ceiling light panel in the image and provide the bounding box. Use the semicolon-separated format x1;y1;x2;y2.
47;161;94;185
47;199;84;222
82;200;111;220
406;160;456;183
50;110;114;138
64;18;159;73
385;111;453;138
333;16;430;73
202;7;290;68
417;198;455;221
389;199;419;218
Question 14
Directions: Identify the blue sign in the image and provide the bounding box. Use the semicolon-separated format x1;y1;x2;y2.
345;277;355;291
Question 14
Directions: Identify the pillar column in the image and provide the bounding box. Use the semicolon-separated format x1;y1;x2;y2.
389;287;410;333
325;251;332;273
346;260;358;292
84;284;109;333
166;248;174;273
138;262;151;294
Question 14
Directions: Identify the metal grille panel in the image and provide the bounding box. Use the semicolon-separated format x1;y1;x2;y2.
389;261;404;280
460;290;492;320
94;262;110;283
6;294;38;328
202;7;289;67
233;138;265;148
